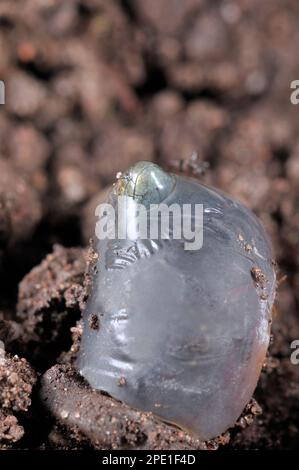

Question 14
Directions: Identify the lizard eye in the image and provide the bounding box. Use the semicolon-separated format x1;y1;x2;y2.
114;161;176;207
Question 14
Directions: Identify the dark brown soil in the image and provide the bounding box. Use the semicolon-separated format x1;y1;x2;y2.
0;0;299;450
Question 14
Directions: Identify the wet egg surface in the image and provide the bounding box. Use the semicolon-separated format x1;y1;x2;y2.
78;162;276;440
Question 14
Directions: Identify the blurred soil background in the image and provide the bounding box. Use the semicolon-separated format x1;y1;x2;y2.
0;0;299;449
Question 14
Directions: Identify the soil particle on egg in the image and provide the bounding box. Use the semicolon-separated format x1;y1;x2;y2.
251;266;267;289
88;314;99;331
245;243;253;253
117;376;127;387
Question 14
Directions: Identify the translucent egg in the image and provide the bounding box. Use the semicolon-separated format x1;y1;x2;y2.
78;162;276;440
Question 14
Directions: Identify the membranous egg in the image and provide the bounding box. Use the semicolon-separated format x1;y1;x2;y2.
78;162;276;440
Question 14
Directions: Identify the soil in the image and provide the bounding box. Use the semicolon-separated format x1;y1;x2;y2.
0;0;299;450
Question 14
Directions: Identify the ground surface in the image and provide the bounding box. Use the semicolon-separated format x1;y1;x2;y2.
0;0;298;449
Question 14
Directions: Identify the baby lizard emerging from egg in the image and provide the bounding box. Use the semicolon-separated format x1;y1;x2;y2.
78;161;276;440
